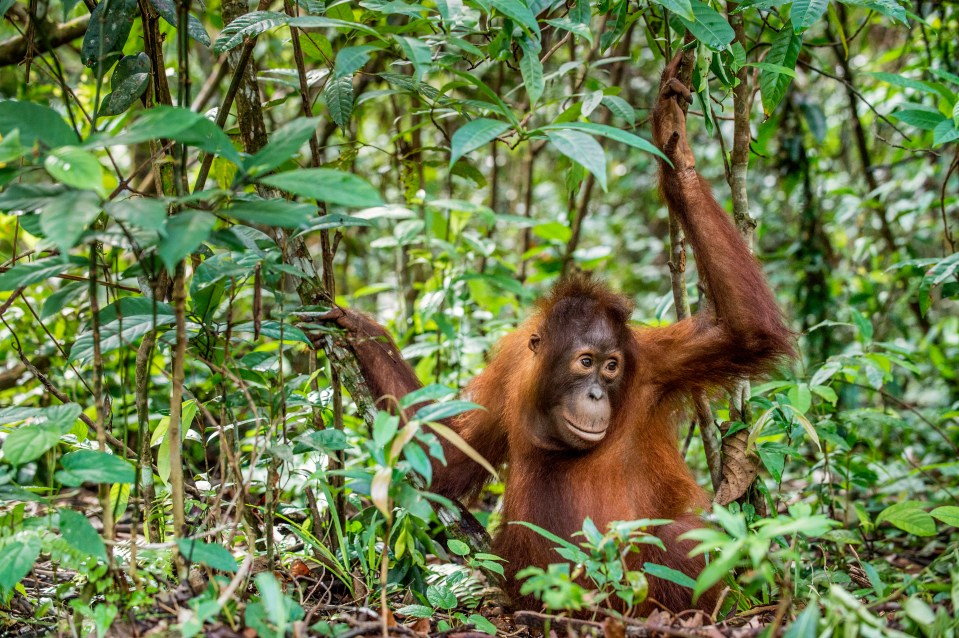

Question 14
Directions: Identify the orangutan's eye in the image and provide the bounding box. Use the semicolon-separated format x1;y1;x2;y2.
580;356;593;368
606;360;618;372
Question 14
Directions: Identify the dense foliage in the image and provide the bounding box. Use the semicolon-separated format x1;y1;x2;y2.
0;0;957;635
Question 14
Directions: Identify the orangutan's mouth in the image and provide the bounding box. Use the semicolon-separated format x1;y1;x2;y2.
563;415;607;442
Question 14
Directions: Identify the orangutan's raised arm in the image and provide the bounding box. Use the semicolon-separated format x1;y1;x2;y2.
639;54;794;395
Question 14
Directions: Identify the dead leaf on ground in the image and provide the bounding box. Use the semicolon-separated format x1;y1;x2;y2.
714;421;760;505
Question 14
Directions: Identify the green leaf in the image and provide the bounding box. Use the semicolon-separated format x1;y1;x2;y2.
215;11;291;53
895;108;946;131
244;117;321;176
677;0;735;51
0;256;82;291
59;508;109;562
693;539;743;600
447;539;471;556
147;0;212;45
449;118;512;166
105;197;168;231
393;35;432;81
44;146;105;196
876;502;937;536
601;95;636;126
259;168;383;208
783;604;820;638
546;129;607;191
0;101;79;149
931;506;959;527
39;191;102;255
335;45;379;78
177;538;239;572
792;0;828;32
399;384;456;408
837;0;906;24
0;537;41;593
56;450;135;486
933;119;959;146
426;583;457;610
324;75;354;129
468;614;498;635
102;106;241;165
214;11;380;54
2;404;81;465
538;122;667;161
760;26;802;115
100;69;150;117
292;429;350;454
649;0;693;20
81;0;138;76
643;562;696;589
298;212;374;233
157;211;217;273
225;199;317;228
414;400;482;423
490;0;541;39
518;39;544;104
395;604;433;618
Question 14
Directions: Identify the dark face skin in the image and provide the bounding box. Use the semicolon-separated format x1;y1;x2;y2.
528;314;628;451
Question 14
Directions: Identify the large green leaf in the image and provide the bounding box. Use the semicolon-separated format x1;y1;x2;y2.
59;508;109;562
214;11;380;53
44;147;105;196
147;0;212;45
101;106;241;165
156;211;217;273
490;0;541;39
649;0;693;20
792;0;828;32
177;538;238;572
225;199;317;228
931;506;959;528
259;169;384;208
877;502;937;536
69;297;177;362
2;404;81;465
837;0;906;24
335;45;380;78
244;117;321;176
760;26;802;115
538;122;666;161
677;0;735;51
56;450;136;486
0;256;83;291
518;38;544;104
394;35;432;81
323;75;354;129
0;101;79;149
81;0;138;76
38;191;102;255
449;118;512;166
0;536;41;593
546;129;607;190
895;108;946;131
100;53;151;117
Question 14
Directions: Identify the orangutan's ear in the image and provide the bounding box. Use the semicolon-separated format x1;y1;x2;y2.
529;333;541;354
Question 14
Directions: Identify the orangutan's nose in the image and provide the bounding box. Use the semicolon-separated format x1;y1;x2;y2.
588;385;605;401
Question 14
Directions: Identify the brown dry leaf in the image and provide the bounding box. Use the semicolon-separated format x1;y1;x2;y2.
411;617;431;635
602;617;626;638
384;608;397;628
647;609;672;625
290;558;311;577
371;467;393;522
714;421;760;505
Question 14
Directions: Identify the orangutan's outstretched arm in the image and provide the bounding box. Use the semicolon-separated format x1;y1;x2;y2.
308;308;506;499
640;54;794;395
